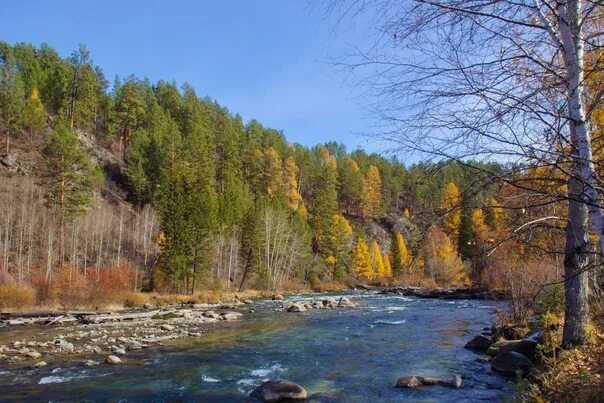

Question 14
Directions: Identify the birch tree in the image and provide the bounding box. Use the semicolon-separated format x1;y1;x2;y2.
328;0;604;345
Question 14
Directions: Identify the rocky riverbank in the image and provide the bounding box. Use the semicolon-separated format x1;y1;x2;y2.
0;295;359;371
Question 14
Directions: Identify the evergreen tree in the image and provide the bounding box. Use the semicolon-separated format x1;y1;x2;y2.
311;146;339;259
115;77;146;152
338;157;363;215
43;118;93;216
0;42;25;153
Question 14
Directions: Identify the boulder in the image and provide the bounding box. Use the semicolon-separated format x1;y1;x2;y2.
490;339;537;358
33;361;47;368
464;335;492;351
338;296;355;308
286;303;307;313
491;351;531;375
25;351;42;359
106;355;121;364
396;375;462;389
250;380;307;401
272;295;284;301
83;360;99;367
160;324;175;331
243;299;254;304
492;324;527;340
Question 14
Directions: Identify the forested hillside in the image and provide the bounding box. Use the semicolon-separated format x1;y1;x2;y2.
0;42;565;309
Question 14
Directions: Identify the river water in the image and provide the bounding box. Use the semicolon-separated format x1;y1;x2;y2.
0;291;513;402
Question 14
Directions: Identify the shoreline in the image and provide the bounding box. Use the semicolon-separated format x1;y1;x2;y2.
0;292;360;374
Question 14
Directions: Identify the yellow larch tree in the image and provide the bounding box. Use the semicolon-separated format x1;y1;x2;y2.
383;252;392;277
264;147;284;198
361;165;382;218
391;231;411;276
283;156;302;210
441;182;462;244
351;238;373;280
370;240;386;277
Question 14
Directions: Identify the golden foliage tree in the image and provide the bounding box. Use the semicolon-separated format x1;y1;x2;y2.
370;240;387;277
351;238;373;280
391;231;411;277
441;182;462;244
423;227;465;286
263;147;284;198
23;88;45;133
383;252;392;277
361;165;382;218
283;156;302;211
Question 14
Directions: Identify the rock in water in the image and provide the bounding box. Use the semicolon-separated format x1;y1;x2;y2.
464;335;492;350
106;355;121;364
250;380;307;401
396;375;462;389
272;295;284;301
491;351;531;375
286;303;307;313
337;296;355;308
33;361;47;368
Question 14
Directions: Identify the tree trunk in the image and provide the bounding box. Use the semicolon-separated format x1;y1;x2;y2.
563;174;590;346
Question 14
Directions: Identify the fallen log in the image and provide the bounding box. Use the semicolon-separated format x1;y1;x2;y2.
82;310;161;324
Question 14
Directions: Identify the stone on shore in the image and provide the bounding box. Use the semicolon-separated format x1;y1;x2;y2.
490;339;537;358
106;355;121;364
221;312;243;321
250;380;307;401
464;335;492;351
491;351;531;375
33;361;47;368
160;324;175;331
7;320;25;326
396;375;462;389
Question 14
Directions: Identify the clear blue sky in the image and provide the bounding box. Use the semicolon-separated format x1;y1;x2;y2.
0;0;379;151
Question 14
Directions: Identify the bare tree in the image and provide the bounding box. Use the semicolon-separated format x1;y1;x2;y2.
328;0;603;345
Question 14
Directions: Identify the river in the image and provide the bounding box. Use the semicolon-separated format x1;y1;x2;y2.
0;291;513;402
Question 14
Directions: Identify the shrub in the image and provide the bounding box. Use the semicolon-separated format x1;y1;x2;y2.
0;284;36;310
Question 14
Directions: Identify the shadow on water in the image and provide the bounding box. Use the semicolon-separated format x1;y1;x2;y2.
0;293;513;402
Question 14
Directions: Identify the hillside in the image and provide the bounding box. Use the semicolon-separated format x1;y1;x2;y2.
0;42;512;309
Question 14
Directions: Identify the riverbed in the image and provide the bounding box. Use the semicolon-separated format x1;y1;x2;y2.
0;290;512;401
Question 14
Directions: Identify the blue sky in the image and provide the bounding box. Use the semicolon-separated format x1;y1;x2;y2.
0;0;380;151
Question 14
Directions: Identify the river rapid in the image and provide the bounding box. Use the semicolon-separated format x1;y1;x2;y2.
0;290;512;402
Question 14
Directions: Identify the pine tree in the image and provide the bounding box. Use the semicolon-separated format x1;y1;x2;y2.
311;146;339;259
361;165;382;218
115;78;146;152
338;157;363;214
351;238;373;280
0;42;25;153
441;182;462;244
43;118;93;216
325;214;353;281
